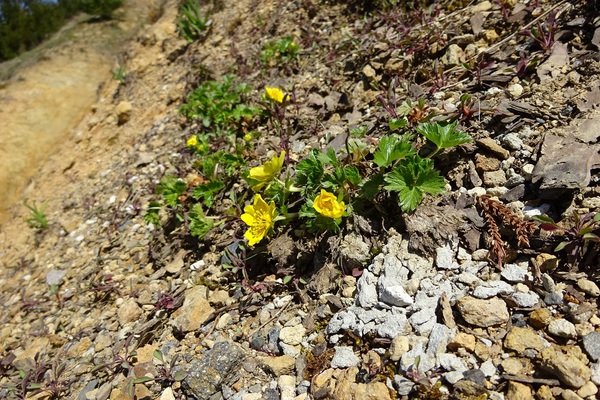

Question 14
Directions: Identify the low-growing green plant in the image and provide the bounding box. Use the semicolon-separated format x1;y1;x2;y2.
535;212;600;270
111;65;126;83
177;0;212;42
24;201;49;230
148;75;471;284
90;334;138;375
180;75;259;136
155;176;187;208
260;36;299;67
128;350;186;396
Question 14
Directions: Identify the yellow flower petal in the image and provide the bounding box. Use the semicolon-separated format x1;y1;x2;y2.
313;189;345;219
248;151;286;190
265;86;288;103
187;136;198;148
241;194;276;246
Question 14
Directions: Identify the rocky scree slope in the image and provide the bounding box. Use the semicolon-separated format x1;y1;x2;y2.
1;0;600;399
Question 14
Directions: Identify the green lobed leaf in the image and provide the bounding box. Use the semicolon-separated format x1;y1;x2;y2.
397;186;424;212
383;155;445;212
373;134;416;168
415;121;471;152
317;147;340;167
192;180;225;208
144;201;161;226
388;117;407;130
344;166;362;186
156;176;187;207
295;150;324;196
360;173;385;201
189;204;215;239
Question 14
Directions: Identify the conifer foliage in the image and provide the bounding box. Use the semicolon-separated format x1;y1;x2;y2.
0;0;122;62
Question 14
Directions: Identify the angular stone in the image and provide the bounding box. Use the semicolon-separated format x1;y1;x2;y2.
448;332;476;353
117;298;143;325
456;296;509;327
330;346;360;369
539;347;591;388
577;278;600;297
506;381;533;400
547;318;577;339
532;129;600;199
536;385;554;400
582;331;600;362
279;325;306;346
116;101;133;125
504;327;546;353
182;342;245;400
389;335;410;362
577;380;598;398
441;44;464;66
529;308;552;329
561;389;585;400
476;137;509;159
483;170;507;187
259;355;296;376
171;286;215;333
356;269;378;308
501;264;529;283
475;153;501;172
472;280;514;299
426;323;450;356
510;291;540;308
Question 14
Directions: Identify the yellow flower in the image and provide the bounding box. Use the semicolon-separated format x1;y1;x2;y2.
187;135;198;148
243;133;253;142
249;151;285;191
313;189;345;219
265;86;288;103
241;194;276;246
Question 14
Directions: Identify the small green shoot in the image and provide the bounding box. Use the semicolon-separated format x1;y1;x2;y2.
177;0;212;42
111;65;126;83
534;212;600;269
260;36;299;67
24;201;49;230
144;201;161;226
415;121;471;158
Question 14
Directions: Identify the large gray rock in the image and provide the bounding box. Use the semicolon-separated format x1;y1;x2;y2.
583;332;600;362
182;342;245;400
532;117;600;199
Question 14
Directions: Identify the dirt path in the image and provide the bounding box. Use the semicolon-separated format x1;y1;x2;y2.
0;0;159;225
0;51;110;223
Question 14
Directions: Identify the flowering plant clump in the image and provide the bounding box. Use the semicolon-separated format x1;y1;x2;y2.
149;68;471;285
241;194;276;246
248;151;285;191
265;87;288;103
313;189;345;219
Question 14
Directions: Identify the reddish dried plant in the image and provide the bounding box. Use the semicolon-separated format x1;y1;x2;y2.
476;195;537;268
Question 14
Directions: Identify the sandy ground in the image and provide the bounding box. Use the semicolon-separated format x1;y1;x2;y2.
0;0;159;225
